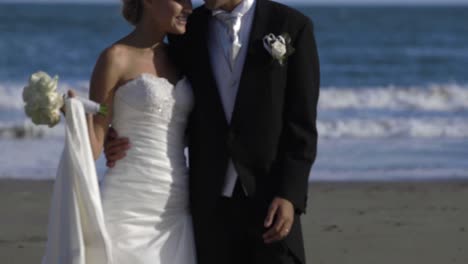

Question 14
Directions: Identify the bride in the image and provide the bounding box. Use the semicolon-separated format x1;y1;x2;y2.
42;0;195;263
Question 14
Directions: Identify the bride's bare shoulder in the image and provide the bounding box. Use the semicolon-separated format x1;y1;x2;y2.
98;42;132;72
91;40;136;88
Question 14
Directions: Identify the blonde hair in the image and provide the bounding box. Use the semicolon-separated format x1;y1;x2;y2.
122;0;143;25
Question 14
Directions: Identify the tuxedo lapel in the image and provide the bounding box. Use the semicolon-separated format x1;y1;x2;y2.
230;0;270;128
192;7;229;129
243;0;269;58
192;0;272;131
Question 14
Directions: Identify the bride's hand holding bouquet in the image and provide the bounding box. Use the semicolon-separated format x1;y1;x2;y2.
22;71;108;127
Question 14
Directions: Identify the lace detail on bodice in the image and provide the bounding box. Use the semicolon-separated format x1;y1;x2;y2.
109;73;193;171
114;73;193;122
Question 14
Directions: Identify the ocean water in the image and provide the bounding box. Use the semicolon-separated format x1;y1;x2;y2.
0;3;467;181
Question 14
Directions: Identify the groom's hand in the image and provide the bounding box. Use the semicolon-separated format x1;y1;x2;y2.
263;197;294;244
104;127;130;168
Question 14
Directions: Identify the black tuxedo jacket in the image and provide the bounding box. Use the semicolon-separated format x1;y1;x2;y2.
170;0;319;216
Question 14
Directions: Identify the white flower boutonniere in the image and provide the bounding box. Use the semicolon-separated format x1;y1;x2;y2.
262;33;295;66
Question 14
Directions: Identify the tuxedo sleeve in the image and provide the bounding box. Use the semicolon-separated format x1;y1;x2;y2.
167;33;191;144
277;19;320;214
167;34;188;74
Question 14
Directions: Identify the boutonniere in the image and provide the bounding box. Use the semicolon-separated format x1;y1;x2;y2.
262;33;295;66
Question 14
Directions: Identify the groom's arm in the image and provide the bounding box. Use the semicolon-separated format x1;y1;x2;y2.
104;128;130;168
277;18;320;214
263;17;320;244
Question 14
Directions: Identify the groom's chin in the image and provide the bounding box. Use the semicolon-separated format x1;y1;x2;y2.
202;0;217;10
169;25;187;35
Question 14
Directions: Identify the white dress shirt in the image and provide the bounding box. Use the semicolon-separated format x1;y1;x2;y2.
209;0;256;197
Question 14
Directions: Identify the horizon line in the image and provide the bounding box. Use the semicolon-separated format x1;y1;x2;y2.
1;0;468;5
1;1;468;6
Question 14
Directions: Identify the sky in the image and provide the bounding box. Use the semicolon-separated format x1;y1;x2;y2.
1;0;468;5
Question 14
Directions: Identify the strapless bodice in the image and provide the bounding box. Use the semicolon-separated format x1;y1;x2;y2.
107;73;194;181
99;73;196;263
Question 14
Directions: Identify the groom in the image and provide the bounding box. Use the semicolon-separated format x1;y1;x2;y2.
106;0;319;263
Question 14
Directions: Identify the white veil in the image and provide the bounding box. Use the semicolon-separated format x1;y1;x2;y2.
42;98;112;264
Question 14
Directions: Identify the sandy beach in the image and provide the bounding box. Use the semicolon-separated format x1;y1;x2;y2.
1;180;467;264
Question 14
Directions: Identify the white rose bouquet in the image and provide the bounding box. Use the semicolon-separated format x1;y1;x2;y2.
22;71;107;127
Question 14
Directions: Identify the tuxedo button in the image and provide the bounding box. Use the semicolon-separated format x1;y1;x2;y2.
227;132;237;146
232;128;241;137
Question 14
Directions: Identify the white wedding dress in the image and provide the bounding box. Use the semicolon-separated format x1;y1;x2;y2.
42;73;196;264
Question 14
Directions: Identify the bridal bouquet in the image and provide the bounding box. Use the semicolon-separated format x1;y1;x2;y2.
22;71;107;127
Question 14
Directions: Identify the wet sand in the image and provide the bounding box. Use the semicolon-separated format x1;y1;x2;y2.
1;180;467;264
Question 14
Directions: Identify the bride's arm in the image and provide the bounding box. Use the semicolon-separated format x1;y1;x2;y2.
86;47;124;160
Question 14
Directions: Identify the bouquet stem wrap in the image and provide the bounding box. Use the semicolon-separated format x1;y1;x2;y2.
63;94;108;116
